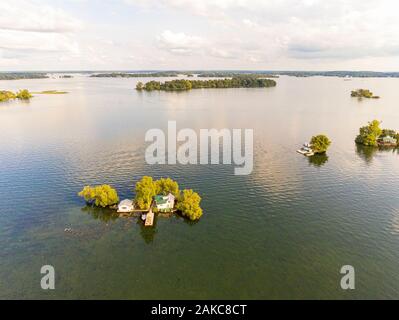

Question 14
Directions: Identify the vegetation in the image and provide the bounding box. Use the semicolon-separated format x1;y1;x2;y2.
0;91;16;102
176;189;203;221
0;89;32;102
0;73;48;80
310;135;332;153
197;72;278;78
156;178;180;197
33;90;68;94
133;176;203;220
351;89;380;99
78;185;119;208
135;176;159;210
15;89;33;100
355;120;383;147
91;72;179;78
136;77;277;91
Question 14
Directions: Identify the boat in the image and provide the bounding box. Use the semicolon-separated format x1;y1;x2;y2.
141;214;147;221
297;145;315;157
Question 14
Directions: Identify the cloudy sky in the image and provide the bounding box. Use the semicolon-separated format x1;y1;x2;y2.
1;0;399;71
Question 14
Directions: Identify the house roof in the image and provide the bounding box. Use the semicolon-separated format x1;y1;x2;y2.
119;199;133;206
154;193;175;205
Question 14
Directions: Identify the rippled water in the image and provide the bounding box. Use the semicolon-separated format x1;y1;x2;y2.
0;75;398;299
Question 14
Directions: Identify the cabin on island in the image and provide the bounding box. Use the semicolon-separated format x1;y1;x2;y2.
378;135;398;146
117;199;134;213
154;193;175;212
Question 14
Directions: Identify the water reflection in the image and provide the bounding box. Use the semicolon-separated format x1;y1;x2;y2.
307;154;329;167
355;144;379;164
356;144;398;164
81;206;119;223
137;219;157;244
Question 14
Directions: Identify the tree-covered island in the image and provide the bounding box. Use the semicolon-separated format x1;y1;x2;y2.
0;89;32;102
136;77;277;91
351;89;380;99
355;120;398;147
91;72;180;78
78;177;203;221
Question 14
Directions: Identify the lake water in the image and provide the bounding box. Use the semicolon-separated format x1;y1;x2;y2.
0;75;398;299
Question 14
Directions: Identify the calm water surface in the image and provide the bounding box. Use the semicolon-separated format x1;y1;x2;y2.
0;75;398;299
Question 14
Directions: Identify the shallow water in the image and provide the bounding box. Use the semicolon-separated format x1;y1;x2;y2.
0;75;398;299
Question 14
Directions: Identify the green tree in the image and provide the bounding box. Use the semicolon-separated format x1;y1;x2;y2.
135;176;158;209
16;89;32;100
136;82;144;90
78;185;119;207
310;134;331;153
156;178;180;197
0;91;16;102
355;120;382;147
176;189;203;221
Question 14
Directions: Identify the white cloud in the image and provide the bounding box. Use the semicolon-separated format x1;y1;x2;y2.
157;30;205;55
0;1;83;33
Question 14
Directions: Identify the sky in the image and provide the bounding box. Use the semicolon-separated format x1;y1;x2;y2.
1;0;399;71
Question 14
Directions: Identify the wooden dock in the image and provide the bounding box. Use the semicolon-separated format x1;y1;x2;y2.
145;208;154;227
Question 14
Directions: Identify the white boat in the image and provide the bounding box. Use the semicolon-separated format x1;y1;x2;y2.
297;146;314;157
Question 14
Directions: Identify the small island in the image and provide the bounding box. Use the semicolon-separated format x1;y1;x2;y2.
355;120;398;148
136;77;277;91
33;90;68;95
351;89;380;99
78;177;203;226
0;89;32;103
297;134;331;157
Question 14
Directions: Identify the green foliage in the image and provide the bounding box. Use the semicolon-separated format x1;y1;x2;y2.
135;176;159;209
139;77;277;91
91;72;179;78
156;178;180;197
176;189;203;221
78;185;119;208
136;82;144;90
351;89;379;99
15;89;32;100
0;91;16;102
134;177;180;209
355;120;382;147
310;134;331;153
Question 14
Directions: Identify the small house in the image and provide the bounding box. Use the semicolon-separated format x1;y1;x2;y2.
154;193;175;212
117;199;134;213
379;135;397;146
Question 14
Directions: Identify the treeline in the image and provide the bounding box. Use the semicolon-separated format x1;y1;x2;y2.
91;72;180;78
0;73;48;80
0;90;32;102
136;77;277;91
197;72;278;78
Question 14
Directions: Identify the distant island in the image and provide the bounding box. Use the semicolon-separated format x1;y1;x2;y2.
197;72;279;78
0;89;32;102
0;73;48;80
356;120;398;147
136;77;277;91
351;89;380;99
90;72;181;78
